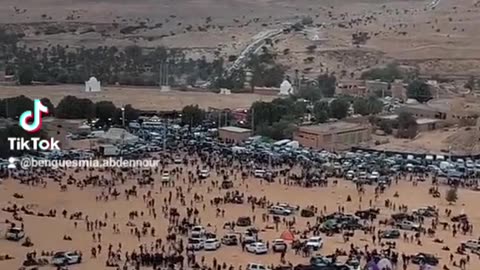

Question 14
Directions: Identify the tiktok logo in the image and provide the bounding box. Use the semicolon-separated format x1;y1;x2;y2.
19;99;49;133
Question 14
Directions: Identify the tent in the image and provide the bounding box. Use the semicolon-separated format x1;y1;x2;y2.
280;230;294;241
279;80;293;96
100;128;139;144
85;77;101;92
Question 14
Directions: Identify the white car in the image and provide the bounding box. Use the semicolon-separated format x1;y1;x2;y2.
272;239;287;252
396;220;421;231
368;171;379;181
52;251;82;266
204;238;221;251
190;225;205;238
306;236;324;250
161;172;170;182
254;169;266;178
5;227;25;241
199;169;210;179
247;263;271;270
246;242;268;254
269;206;291;216
174;157;182;164
463;239;480;250
187;238;204;250
243;231;258;244
345;170;355;180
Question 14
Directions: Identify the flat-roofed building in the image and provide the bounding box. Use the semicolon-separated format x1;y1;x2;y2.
293;121;371;150
336;80;367;97
218;126;252;143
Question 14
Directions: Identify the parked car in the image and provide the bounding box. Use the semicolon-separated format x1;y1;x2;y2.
187;238;204;250
5;227;25;241
463;239;480;250
396;220;421;231
243;230;258;244
306;236;324;250
247;263;270;270
204;238;221;251
272;239;287;252
199;169;210;179
380;229;400;239
190;226;205;238
254;169;266;178
161;172;170;182
246;242;268;254
51;251;82;266
345;170;355;180
269;206;292;216
411;253;439;266
222;234;238;246
237;216;252;227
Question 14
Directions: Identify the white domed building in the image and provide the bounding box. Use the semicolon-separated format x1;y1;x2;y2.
85;77;101;92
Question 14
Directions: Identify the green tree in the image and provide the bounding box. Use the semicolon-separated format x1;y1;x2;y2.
397;111;417;138
313;101;329;123
0;95;34;118
40;97;55;116
360;63;403;82
378;120;393;135
18;65;34;85
56;96;94;119
181;105;205;127
329;99;349;119
353;98;369;115
298;85;321;101
318;73;336;97
95;101;117;122
446;187;458;204
407;80;432;103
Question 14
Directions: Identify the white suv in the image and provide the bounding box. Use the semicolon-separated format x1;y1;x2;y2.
269;206;291;216
204;238;221;251
306;236;324;250
52;251;82;266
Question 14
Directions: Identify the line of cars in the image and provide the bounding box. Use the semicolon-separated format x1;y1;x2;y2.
4;227;82;267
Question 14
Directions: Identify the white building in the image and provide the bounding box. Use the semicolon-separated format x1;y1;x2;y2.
85;77;101;92
279;80;293;96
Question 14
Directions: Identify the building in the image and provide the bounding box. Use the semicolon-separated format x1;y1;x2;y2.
85;77;101;92
390;80;407;101
377;114;444;132
396;98;478;125
336;80;367;97
293;121;371;150
218;126;252;143
366;80;389;97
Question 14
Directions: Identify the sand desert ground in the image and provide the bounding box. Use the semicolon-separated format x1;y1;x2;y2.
0;154;478;269
0;85;275;111
1;0;480;77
